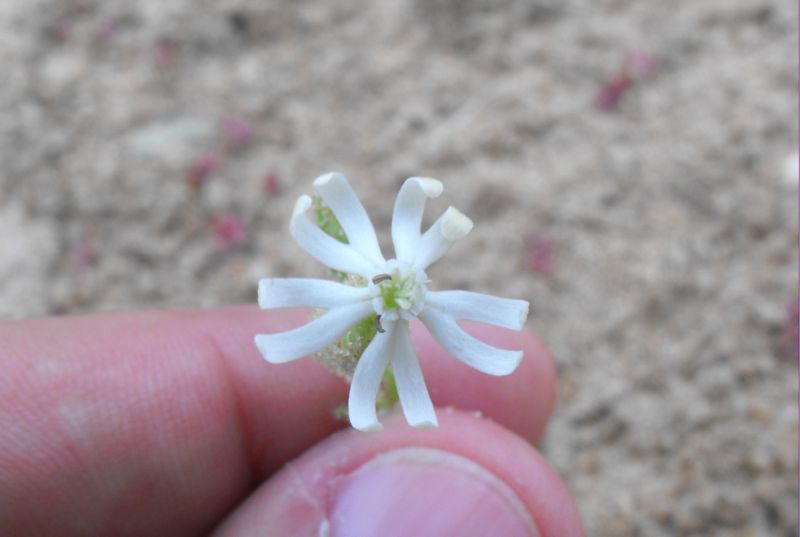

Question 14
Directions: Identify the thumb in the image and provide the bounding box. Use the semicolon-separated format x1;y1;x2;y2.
212;411;584;537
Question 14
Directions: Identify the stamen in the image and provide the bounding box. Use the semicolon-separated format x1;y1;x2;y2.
372;273;392;285
375;315;386;333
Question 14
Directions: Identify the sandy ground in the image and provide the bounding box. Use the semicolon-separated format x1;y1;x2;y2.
0;0;797;535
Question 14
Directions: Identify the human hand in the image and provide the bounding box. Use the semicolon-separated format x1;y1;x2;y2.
0;306;584;536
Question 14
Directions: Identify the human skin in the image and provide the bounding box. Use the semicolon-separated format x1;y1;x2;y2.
0;305;584;536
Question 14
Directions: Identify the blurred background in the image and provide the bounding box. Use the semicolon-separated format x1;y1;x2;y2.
0;0;797;535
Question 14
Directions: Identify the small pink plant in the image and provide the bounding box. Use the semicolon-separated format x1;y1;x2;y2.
624;50;656;78
211;215;248;250
264;173;281;195
595;50;655;111
72;236;99;273
95;20;116;42
595;72;632;110
186;153;221;189
220;118;253;151
523;234;554;274
154;39;177;68
52;21;71;42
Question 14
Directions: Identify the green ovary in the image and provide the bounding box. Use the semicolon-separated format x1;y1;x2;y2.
378;272;417;312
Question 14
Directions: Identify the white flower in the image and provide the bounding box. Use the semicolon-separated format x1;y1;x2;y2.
255;172;529;431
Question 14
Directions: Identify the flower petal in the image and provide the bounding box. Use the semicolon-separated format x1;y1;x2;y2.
313;172;385;266
290;195;380;279
349;322;395;432
391;177;443;265
419;307;523;376
391;321;438;428
425;290;529;330
254;300;374;363
258;278;374;310
414;206;473;270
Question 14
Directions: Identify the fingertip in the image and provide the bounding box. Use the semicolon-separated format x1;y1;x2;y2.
213;410;584;537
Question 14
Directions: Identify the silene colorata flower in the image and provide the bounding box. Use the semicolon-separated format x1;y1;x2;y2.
255;173;529;431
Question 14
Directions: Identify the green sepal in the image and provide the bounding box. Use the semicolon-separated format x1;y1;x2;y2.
376;367;399;411
313;196;350;282
312;196;400;422
313;195;348;244
339;313;378;359
332;368;401;423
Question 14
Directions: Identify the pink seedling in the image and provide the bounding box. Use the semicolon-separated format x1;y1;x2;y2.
52;21;71;42
595;50;655;110
186;153;221;189
72;236;99;273
594;72;632;110
220;118;253;151
624;50;656;78
523;234;554;274
154;39;177;68
264;173;281;195
211;215;248;250
95;20;116;41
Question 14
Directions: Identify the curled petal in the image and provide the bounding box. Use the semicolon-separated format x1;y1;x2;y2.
349;322;395;432
313;172;385;266
419;307;522;376
391;177;443;265
391;322;438;428
254;301;373;363
415;206;473;270
425;290;529;330
258;278;374;310
290;195;380;279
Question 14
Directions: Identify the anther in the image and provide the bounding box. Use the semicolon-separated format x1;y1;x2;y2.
374;315;385;333
372;273;392;285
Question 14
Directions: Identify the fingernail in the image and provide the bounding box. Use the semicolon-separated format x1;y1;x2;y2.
328;447;540;537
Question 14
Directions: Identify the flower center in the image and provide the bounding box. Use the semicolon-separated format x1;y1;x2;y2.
371;260;427;322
